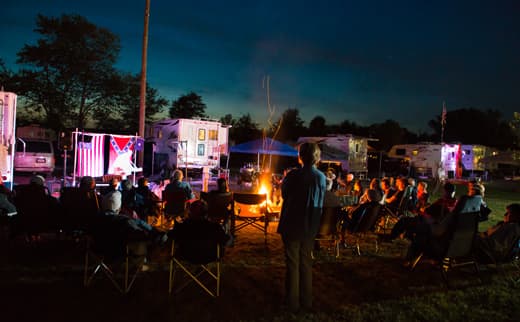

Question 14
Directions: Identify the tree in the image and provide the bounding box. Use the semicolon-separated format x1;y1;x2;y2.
510;112;520;147
308;116;327;136
93;73;168;133
428;108;516;149
229;114;262;144
220;114;235;127
169;92;207;119
272;108;306;142
8;14;121;132
368;120;411;151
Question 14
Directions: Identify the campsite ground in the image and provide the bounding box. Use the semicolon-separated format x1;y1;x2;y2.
1;179;519;322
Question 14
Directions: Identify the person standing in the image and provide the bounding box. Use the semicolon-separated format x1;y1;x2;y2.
277;142;326;312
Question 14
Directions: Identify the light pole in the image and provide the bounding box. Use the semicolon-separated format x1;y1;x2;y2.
138;0;151;168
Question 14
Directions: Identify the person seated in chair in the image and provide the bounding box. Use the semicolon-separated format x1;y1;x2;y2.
340;189;380;235
403;182;488;265
454;181;490;222
94;187;167;267
13;175;60;240
168;200;230;263
135;177;161;221
207;177;234;240
384;178;406;214
474;203;520;263
120;179;139;218
164;170;196;219
210;177;229;194
165;170;195;200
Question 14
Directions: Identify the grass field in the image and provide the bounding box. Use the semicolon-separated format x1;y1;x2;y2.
1;179;519;322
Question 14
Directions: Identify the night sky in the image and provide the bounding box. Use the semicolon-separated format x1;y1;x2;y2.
1;0;519;132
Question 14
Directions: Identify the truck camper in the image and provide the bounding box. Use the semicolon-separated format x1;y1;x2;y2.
145;118;229;175
297;135;369;178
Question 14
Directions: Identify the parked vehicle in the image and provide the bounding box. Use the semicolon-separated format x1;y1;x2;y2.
14;138;55;176
145;118;229;175
297;135;370;178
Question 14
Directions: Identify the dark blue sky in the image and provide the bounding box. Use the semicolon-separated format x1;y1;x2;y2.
2;0;519;132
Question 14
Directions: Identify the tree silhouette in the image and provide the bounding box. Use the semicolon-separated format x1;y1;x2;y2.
7;14;122;132
272;108;306;142
308;116;327;136
169;91;207;119
428;108;515;149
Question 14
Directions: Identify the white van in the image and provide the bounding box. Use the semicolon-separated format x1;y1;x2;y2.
14;138;56;176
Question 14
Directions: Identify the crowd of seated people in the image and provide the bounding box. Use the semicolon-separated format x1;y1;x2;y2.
4;170;519;274
400;181;490;265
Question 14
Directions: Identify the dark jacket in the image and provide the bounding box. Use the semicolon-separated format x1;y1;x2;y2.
277;165;326;240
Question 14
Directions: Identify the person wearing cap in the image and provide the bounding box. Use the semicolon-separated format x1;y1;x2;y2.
474;203;520;263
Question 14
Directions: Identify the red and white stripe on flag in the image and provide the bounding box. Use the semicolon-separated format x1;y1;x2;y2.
77;134;105;177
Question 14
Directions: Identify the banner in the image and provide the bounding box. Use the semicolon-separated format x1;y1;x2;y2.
77;134;105;177
108;135;135;178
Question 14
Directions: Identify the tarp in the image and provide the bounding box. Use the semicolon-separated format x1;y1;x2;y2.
229;138;298;157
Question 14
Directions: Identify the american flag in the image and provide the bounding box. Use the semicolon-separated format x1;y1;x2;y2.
77;134;105;177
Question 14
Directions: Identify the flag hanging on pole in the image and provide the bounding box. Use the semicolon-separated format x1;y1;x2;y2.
77;134;105;177
108;135;136;177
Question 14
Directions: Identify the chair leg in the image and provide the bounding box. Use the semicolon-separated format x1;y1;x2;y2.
441;257;451;288
410;253;423;271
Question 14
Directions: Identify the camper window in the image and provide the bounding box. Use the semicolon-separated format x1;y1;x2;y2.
396;148;406;156
208;129;218;140
198;129;206;141
198;144;205;156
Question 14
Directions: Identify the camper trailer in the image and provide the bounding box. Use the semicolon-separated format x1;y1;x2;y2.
146;118;229;173
0;91;17;188
297;135;369;177
388;143;465;179
460;144;497;173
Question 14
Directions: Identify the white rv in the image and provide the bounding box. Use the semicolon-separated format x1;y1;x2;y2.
297;135;369;176
0;91;17;188
388;143;465;179
460;144;497;172
146;118;229;172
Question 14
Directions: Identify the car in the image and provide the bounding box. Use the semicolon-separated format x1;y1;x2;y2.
14;138;55;176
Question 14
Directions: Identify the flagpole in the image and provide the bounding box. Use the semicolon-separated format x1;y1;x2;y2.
441;101;447;144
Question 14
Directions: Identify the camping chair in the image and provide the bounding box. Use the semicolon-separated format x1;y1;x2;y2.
163;190;189;220
233;193;268;244
169;238;222;297
60;187;100;235
478;234;520;284
344;203;381;255
83;217;146;294
201;192;234;237
411;211;480;288
376;192;408;234
13;184;57;239
312;206;342;260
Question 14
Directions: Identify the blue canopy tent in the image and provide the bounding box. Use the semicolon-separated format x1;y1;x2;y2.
227;138;298;170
